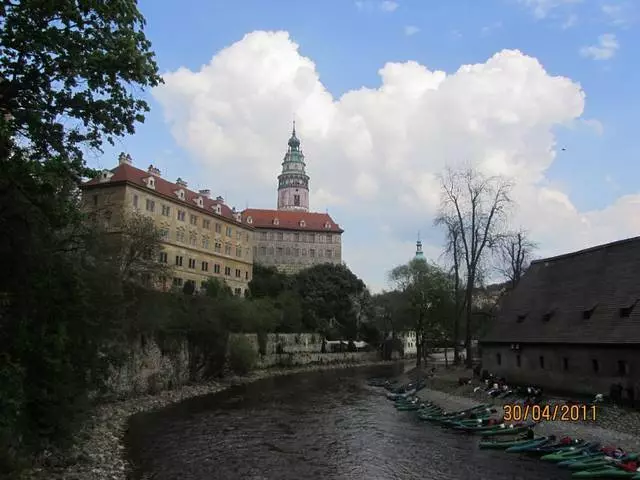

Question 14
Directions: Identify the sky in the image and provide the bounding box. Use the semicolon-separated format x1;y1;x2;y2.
91;0;640;293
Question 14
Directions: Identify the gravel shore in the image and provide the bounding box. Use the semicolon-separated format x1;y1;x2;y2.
21;360;395;480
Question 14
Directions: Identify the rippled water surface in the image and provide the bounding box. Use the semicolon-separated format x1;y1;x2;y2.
126;366;568;480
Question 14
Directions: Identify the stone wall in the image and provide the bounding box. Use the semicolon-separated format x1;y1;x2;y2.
230;332;326;354
107;336;190;398
107;333;379;398
481;344;640;399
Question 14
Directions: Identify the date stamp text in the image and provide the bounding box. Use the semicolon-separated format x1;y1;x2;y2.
503;404;597;422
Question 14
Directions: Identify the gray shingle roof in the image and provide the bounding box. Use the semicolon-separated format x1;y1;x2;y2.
481;236;640;345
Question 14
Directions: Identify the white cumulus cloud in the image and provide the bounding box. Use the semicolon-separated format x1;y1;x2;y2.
355;0;398;13
404;25;420;36
519;0;582;19
580;33;619;60
153;30;637;291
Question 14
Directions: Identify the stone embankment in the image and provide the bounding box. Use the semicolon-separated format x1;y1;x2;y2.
23;359;395;480
414;370;640;453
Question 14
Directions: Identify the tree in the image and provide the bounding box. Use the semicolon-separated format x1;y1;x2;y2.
496;230;537;290
202;277;233;299
438;217;466;365
107;210;172;285
294;263;367;339
389;259;455;367
1;0;162;174
248;264;290;298
0;0;161;466
435;167;512;367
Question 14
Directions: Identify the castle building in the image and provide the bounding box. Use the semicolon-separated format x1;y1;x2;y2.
81;154;254;296
242;123;343;274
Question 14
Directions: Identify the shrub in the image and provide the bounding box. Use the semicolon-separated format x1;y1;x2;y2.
227;336;257;375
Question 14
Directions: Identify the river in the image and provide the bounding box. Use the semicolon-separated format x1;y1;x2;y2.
126;365;568;480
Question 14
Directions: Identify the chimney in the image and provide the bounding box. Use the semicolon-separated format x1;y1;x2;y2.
176;177;188;188
147;164;161;177
118;152;132;165
216;195;224;203
199;189;211;198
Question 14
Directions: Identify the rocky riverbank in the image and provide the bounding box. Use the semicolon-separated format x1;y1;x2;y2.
21;359;397;480
412;367;640;453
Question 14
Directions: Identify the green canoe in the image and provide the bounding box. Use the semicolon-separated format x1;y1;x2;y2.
572;467;639;478
419;404;492;423
479;423;536;437
542;444;601;462
559;453;610;468
479;436;544;450
569;455;639;472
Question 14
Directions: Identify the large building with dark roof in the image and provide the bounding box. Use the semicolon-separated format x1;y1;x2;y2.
242;123;343;274
480;237;640;401
81;153;254;295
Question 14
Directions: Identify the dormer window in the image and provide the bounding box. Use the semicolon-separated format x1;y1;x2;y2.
194;196;203;208
542;309;555;322
212;204;221;215
324;222;331;229
299;220;306;227
273;218;280;226
620;299;637;318
247;216;253;224
98;170;114;183
144;176;155;189
583;303;598;320
175;189;185;200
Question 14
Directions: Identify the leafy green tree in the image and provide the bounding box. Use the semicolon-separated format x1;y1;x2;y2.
0;0;161;468
248;264;290;298
389;259;456;367
293;263;367;339
202;277;233;298
227;336;257;374
273;290;304;333
182;280;196;296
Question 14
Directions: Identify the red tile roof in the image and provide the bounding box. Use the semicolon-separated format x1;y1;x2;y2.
241;208;343;233
82;162;244;225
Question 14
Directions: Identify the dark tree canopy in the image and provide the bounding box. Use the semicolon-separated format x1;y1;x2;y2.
248;264;290;298
294;263;368;339
1;0;162;172
0;0;162;469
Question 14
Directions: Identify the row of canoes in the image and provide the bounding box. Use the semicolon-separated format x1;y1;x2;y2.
372;378;640;479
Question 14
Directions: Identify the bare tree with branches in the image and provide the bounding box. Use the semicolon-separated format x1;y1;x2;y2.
438;217;466;365
497;229;537;290
435;167;512;368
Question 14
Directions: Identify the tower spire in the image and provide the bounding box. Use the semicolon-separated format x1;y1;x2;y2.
277;123;309;211
415;232;425;261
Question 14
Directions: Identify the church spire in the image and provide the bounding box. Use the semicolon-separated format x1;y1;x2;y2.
415;232;425;261
277;122;309;211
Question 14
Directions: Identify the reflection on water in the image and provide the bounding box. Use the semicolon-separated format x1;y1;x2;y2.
126;366;567;480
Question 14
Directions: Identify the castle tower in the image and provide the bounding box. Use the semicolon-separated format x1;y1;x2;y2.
277;121;310;211
415;233;426;261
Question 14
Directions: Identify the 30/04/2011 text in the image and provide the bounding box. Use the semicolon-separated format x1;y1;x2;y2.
503;404;597;422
